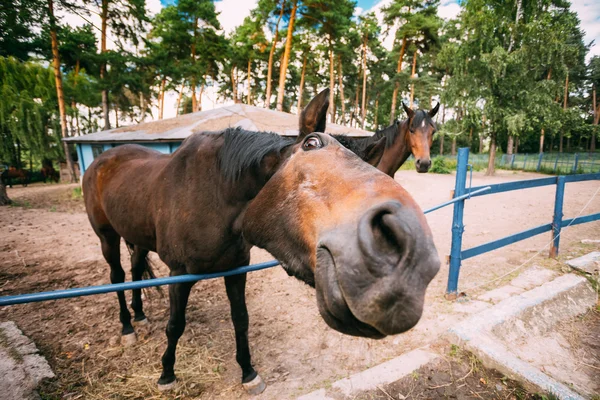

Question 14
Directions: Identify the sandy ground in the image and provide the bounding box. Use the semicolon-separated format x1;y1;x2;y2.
0;171;599;399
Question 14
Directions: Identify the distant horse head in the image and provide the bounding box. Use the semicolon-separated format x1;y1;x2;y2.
402;102;439;173
243;122;440;338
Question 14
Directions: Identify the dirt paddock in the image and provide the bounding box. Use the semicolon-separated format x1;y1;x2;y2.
0;171;599;399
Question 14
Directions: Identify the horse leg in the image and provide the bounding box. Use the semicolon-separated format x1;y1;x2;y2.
224;273;265;395
130;245;149;324
99;231;135;346
158;280;194;390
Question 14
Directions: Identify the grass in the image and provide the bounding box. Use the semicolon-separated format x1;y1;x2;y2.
71;186;82;199
9;199;32;208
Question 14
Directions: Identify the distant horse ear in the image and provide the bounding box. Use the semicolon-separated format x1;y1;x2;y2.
298;88;329;142
402;102;415;119
362;137;386;167
429;102;440;118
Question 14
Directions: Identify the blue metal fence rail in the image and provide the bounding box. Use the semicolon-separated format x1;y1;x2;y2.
446;147;600;298
0;182;491;307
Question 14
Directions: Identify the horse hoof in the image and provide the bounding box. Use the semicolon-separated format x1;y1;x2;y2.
158;378;177;391
242;374;266;395
121;332;137;347
133;317;149;326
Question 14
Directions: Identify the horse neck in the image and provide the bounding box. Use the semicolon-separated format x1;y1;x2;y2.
377;120;412;177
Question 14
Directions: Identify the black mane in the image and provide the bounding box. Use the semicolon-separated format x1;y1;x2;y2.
409;110;435;132
218;127;294;182
374;121;401;148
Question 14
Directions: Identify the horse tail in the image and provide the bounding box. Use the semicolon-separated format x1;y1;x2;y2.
125;241;163;296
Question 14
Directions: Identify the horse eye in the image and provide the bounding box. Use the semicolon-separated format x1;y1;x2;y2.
303;136;322;150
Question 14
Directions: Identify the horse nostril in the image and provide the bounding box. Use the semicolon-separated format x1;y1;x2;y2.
422;159;431;169
358;201;410;278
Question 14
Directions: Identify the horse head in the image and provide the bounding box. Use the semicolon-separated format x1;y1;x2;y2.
242;94;440;338
402;102;439;173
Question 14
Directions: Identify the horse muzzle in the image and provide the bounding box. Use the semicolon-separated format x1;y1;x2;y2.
315;201;440;337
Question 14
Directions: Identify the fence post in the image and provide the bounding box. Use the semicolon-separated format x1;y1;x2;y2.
549;176;566;258
510;154;516;169
523;153;528;170
553;154;559;173
537;153;543;171
446;147;469;299
572;153;579;174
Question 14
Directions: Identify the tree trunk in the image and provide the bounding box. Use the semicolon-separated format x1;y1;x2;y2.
507;135;514;155
115;103;119;128
479;114;485;153
247;58;252;105
176;81;185;116
328;40;335;123
451;137;456;156
100;0;110;130
336;54;346;124
390;36;407;124
591;85;597;152
559;71;568;152
374;95;379;129
197;83;204;112
297;55;306;112
75;109;81;136
231;66;239;103
539;68;552;154
140;92;146;122
265;0;284;109
158;78;166;120
276;0;297;112
49;0;76;183
191;17;198;112
409;50;417;107
515;137;519;154
71;59;80;136
361;34;368;129
0;181;10;205
486;130;497;176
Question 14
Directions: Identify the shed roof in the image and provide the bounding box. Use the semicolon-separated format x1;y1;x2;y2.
64;104;371;143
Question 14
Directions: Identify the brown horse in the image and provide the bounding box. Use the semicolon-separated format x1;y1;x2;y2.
41;160;60;183
335;102;440;177
1;166;30;187
82;91;440;394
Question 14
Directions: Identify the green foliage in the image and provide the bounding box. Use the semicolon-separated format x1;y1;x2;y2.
429;156;451;174
0;57;63;167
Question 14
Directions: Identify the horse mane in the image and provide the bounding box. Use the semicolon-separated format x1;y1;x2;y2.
374;122;401;148
217;127;294;182
409;110;435;132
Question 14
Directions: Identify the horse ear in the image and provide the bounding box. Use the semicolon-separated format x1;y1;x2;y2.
298;88;329;142
362;137;386;167
429;102;440;118
402;102;415;119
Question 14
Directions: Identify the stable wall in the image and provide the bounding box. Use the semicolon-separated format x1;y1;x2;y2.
76;142;182;174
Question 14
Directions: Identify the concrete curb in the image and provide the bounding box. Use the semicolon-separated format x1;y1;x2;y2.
448;274;597;400
0;321;55;400
297;348;439;400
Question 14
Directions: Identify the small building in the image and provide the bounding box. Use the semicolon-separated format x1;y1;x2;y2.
64;104;371;175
